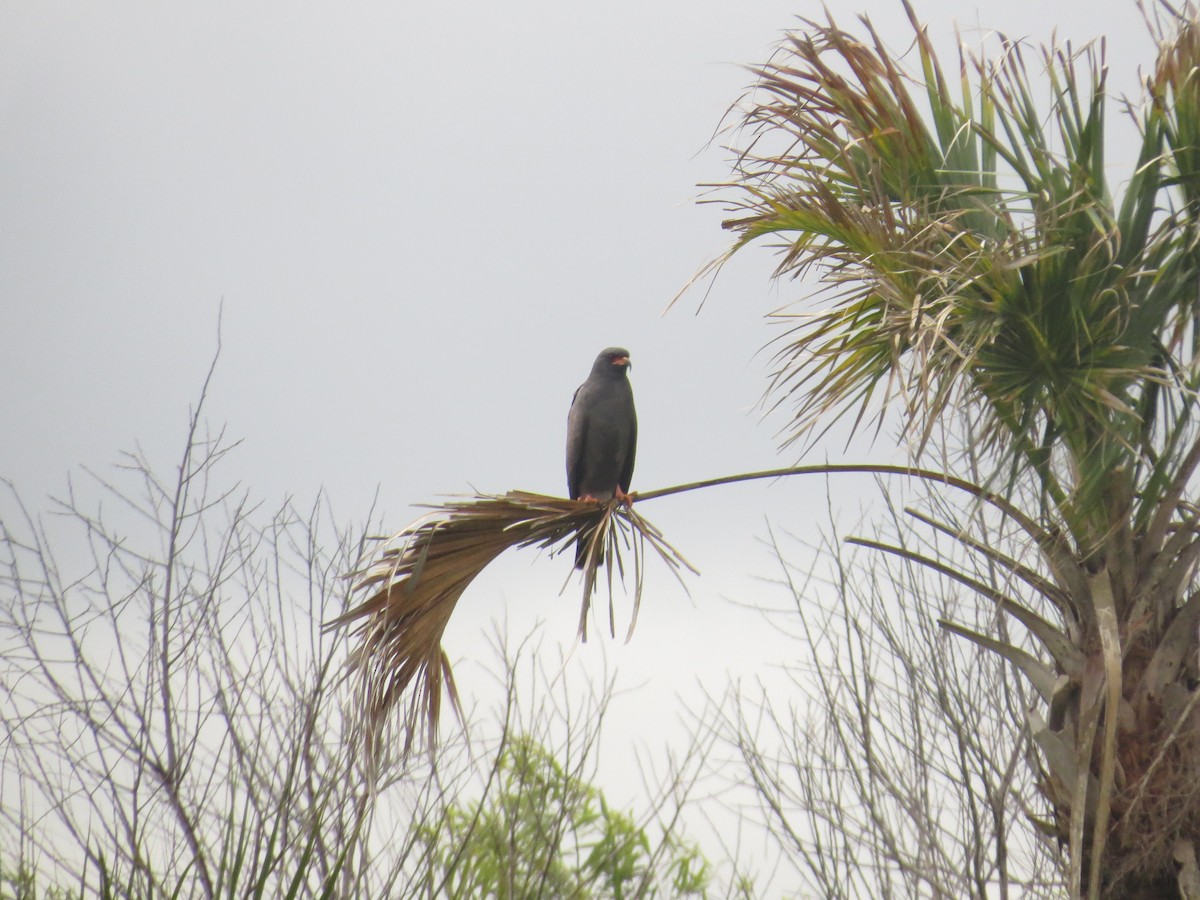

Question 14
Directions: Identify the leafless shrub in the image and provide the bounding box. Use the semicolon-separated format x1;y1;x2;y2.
0;366;722;898
702;476;1069;898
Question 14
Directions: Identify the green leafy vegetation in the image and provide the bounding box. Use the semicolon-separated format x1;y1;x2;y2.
414;735;710;899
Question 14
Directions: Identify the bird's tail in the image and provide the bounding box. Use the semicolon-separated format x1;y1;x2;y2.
574;519;602;569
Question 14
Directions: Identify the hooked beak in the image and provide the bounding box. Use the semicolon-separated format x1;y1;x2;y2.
612;356;631;369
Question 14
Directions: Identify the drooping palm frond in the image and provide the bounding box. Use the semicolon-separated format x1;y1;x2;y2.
331;465;1042;759
327;491;693;758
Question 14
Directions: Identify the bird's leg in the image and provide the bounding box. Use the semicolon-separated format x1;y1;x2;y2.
615;487;635;506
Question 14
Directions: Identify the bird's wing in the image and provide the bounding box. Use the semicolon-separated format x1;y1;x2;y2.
619;406;637;494
566;385;588;499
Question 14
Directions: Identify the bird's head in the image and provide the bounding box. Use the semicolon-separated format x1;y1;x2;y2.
593;347;632;376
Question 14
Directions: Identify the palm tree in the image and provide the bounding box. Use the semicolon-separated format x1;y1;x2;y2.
708;2;1200;896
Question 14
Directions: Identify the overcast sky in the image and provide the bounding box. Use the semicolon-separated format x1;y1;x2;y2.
0;0;1157;888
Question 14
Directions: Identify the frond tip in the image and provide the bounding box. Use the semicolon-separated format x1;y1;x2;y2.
327;490;693;758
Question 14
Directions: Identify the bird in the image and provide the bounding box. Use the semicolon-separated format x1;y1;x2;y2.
566;347;637;568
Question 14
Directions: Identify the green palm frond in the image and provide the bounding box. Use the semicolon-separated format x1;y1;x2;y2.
712;1;1200;551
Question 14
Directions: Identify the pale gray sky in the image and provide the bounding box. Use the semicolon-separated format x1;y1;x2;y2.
0;1;1153;515
0;0;1157;889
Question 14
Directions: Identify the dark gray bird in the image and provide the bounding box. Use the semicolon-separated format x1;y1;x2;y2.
566;347;637;567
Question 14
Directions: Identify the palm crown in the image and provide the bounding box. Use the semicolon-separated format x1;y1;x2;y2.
710;2;1200;895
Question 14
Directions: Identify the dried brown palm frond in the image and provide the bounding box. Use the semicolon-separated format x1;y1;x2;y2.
332;465;1014;760
327;490;693;758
